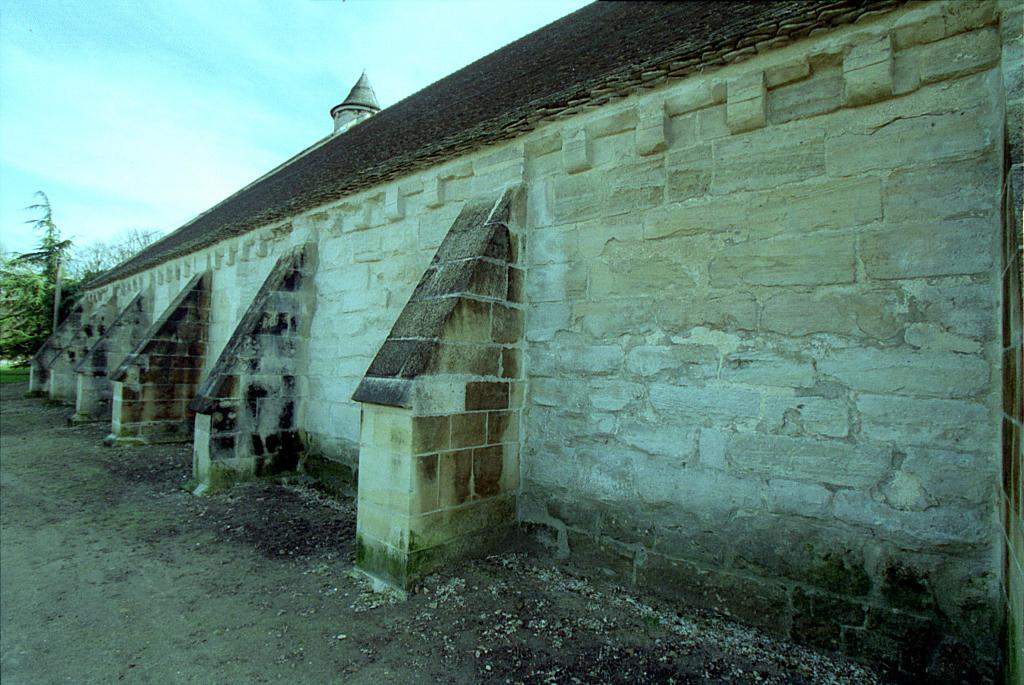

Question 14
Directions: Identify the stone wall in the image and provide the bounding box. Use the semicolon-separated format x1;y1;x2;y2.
516;4;1009;678
108;273;210;444
30;295;119;402
72;290;152;422
353;188;524;588
191;243;317;489
69;1;1020;676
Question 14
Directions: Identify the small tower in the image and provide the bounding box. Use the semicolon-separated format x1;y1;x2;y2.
330;72;380;134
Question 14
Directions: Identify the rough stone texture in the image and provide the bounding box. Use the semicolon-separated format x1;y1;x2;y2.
354;187;523;589
71;291;152;422
843;35;894;106
516;5;1009;680
30;296;120;403
108;273;210;444
190;244;317;487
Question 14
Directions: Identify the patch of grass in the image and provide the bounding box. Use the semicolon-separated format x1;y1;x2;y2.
0;367;30;384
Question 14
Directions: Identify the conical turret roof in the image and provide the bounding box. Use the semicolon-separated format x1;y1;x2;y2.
336;72;379;112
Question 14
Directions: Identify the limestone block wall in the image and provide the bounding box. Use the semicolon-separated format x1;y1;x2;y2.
109;273;210;444
29;300;85;395
191;243;317;486
30;295;119;401
352;189;524;588
305;150;524;466
72;291;152;421
514;3;1010;678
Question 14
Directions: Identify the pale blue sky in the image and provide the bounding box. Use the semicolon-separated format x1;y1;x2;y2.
0;0;588;255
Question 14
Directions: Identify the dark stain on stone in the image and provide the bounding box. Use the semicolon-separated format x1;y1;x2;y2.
279;401;294;430
246;383;268;417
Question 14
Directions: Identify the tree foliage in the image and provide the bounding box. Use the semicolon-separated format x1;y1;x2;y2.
15;192;73;282
0;259;52;359
0;194;161;362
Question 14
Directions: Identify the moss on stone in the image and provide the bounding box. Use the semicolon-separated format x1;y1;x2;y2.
299;454;355;495
806;550;872;597
200;463;250;494
355;534;409;589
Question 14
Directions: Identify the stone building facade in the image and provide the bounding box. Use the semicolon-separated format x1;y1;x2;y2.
29;1;1022;679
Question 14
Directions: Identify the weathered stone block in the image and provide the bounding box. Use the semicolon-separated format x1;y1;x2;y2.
903;323;981;354
649;383;760;426
664;79;725;115
384;186;404;222
698;427;727;469
625;345;683;377
832;490;989;547
770;68;839;124
588;379;643;412
826;106;994;177
818;347;989;399
762;395;849;438
918;27;1000;85
592;238;699;297
882;156;999;223
893;7;946;49
617;422;696;461
726;71;766;133
711;128;825;194
909;280;995;341
525;302;571;341
424;176;444;208
655;292;758;333
664;143;712;202
525;261;586;302
464;381;509;411
901;448;991;506
765;57;810;88
529;226;577;265
562;128;591;174
729;432;891;488
486;410;517;444
761;287;905;340
438;449;472;508
766;478;832;518
709;233;855;287
721;350;815;388
856;394;990;450
635;466;762;516
843;36;893;106
490;303;522;344
412;415;450;454
860;220;994;280
635;102;668;156
472;445;505;497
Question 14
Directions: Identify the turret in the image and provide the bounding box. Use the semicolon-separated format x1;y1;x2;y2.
330;72;380;134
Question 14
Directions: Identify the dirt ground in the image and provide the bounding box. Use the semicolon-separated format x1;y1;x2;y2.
0;382;886;684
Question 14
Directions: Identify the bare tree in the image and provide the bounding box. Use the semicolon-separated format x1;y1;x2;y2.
67;228;164;281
